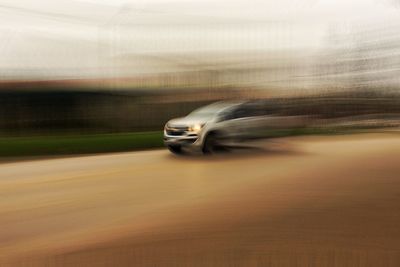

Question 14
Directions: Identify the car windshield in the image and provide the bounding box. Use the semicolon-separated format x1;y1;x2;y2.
186;102;240;120
186;109;218;120
186;104;229;119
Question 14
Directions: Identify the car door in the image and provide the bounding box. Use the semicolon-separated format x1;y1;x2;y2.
224;106;261;139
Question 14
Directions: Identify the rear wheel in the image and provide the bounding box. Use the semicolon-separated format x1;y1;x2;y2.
167;145;183;154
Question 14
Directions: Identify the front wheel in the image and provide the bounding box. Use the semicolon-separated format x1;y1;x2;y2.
202;133;225;154
167;145;183;154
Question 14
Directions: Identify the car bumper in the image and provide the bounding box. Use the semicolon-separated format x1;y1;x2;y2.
163;132;203;149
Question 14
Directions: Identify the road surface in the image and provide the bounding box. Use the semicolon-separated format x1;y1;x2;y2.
1;133;400;266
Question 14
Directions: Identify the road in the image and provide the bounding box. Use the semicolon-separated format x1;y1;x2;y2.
1;133;400;266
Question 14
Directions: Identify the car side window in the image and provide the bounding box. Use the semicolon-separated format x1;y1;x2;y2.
234;106;261;119
217;106;259;122
233;108;248;119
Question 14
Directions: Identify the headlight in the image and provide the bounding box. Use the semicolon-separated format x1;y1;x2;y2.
190;124;204;132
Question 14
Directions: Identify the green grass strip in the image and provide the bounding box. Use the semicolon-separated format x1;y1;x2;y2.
0;132;164;157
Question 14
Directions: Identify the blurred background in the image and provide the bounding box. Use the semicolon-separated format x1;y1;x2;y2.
0;0;400;155
2;2;400;267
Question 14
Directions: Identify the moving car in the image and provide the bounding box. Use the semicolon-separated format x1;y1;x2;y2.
164;100;306;154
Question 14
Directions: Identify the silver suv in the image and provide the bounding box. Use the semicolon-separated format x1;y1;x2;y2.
164;100;305;154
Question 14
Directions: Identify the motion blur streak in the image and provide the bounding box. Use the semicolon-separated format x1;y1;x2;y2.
1;133;400;266
0;0;400;88
1;0;400;266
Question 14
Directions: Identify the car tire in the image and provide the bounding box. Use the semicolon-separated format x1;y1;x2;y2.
167;145;183;154
202;132;224;154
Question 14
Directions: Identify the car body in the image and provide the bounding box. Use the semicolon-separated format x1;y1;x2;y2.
163;100;307;154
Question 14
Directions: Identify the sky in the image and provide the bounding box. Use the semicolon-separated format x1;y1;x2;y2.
0;0;399;79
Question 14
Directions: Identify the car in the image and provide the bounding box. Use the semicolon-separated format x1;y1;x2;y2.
163;100;307;154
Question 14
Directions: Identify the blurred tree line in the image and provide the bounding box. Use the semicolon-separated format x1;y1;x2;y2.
0;87;399;136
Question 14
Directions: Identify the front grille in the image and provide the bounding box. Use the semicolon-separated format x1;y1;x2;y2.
166;130;185;136
166;125;189;136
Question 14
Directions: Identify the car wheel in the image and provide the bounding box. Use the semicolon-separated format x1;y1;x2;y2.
167;145;183;154
202;132;224;154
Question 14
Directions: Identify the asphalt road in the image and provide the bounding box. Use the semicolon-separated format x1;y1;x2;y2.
1;133;400;266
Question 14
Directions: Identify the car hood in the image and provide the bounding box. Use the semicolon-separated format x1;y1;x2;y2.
167;117;209;127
